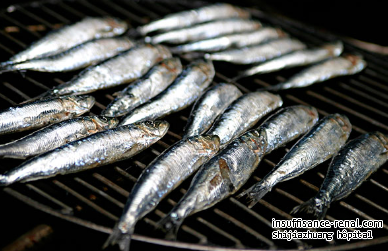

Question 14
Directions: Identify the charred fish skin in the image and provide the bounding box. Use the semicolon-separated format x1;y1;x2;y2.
103;135;220;251
0;120;169;186
138;3;250;35
240;114;352;207
206;38;306;64
49;44;172;96
183;83;243;138
264;54;367;91
206;91;283;147
0;116;119;159
1;37;135;73
291;132;388;220
149;19;262;45
3;17;128;65
120;59;215;126
0;95;95;136
102;58;183;117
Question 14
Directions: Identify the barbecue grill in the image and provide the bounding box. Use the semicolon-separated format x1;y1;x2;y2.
0;1;387;250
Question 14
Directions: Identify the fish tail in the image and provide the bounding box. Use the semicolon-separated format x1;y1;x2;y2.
156;213;183;240
290;197;328;220
238;181;272;208
102;224;133;251
0;64;16;74
0;175;11;186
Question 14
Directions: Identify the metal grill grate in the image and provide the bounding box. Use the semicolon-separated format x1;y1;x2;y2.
0;0;388;250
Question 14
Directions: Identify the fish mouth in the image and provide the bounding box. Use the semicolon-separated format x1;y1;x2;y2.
333;114;352;133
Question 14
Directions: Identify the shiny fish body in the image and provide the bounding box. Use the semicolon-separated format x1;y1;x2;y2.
206;91;283;147
48;44;171;96
120;59;215;126
206;38;306;64
102;58;182;117
158;105;319;236
237;41;343;79
183;83;242;138
0;116;119;159
138;3;250;35
104;135;220;251
240;114;352;207
0;95;95;136
149;19;262;44
264;54;367;91
0;120;169;186
1;37;135;73
291;132;388;220
3;17;128;65
172;27;286;53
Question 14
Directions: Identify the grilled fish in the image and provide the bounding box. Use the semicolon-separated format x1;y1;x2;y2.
239;114;352;207
183;83;242;138
0;120;169;186
263;54;367;91
120;59;215;126
235;41;343;79
0;95;95;136
158;105;319;237
103;135;220;251
291;132;388;220
0;116;118;159
138;3;250;35
172;27;287;53
46;44;172;96
149;19;262;44
102;58;182;117
0;37;135;73
2;17;128;65
206;91;283;147
206;38;306;64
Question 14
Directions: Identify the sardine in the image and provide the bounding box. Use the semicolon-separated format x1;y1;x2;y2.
235;41;343;79
0;116;118;159
0;95;95;136
103;135;220;251
172;27;287;53
0;120;169;186
47;44;172;96
2;17;128;65
149;19;262;45
157;105;319;237
206;38;306;64
206;91;283;147
263;54;367;91
120;59;215;126
102;58;182;117
138;3;250;35
239;114;352;208
0;37;135;73
291;132;388;220
183;83;242;138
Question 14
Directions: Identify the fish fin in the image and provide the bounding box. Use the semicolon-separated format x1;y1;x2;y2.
155;214;183;241
102;225;133;251
0;65;16;74
243;181;272;208
290;197;328;220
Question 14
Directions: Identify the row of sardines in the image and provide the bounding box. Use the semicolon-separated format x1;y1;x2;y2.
0;3;386;251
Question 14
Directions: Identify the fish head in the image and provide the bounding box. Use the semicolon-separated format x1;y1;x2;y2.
154;45;173;59
258;91;283;109
65;95;95;115
97;17;128;37
136;120;170;138
300;105;319;125
323;41;344;57
92;116;119;130
192;59;215;79
161;58;183;75
373;131;388;151
332;114;352;137
189;135;220;155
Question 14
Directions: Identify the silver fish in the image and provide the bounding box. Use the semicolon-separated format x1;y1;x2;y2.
206;91;283;147
0;95;95;136
206;38;306;64
291;131;388;220
236;41;343;79
120;59;215;126
157;105;319;237
0;120;169;186
103;135;220;251
102;58;183;117
138;3;250;35
183;83;242;138
263;54;367;91
172;27;287;53
48;44;172;96
3;17;128;65
239;114;352;208
149;19;262;45
0;116;119;159
0;37;135;73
